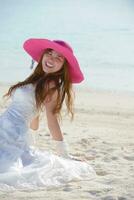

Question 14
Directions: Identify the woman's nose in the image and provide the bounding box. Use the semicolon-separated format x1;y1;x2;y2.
48;54;57;62
47;57;55;65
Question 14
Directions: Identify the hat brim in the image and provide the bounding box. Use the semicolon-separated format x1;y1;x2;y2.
23;38;84;83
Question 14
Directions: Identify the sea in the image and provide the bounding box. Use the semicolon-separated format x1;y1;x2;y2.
0;0;134;93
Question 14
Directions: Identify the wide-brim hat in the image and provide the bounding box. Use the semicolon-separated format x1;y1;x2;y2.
23;38;84;83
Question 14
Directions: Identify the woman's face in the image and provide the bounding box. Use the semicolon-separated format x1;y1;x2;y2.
42;49;65;73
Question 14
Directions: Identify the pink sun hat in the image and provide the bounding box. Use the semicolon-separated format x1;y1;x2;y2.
23;38;84;83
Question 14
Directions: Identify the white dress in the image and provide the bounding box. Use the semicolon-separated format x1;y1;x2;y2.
0;84;96;190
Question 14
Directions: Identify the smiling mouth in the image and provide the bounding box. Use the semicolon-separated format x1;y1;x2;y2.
45;62;54;68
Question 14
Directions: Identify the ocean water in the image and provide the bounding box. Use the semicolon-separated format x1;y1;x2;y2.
0;0;134;93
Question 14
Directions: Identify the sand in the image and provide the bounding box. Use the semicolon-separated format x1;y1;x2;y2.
0;83;134;200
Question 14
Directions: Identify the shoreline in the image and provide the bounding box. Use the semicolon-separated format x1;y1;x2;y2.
1;81;134;96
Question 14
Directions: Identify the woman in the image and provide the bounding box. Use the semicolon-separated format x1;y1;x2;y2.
0;38;96;189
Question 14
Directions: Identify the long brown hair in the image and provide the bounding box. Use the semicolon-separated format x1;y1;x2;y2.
3;49;74;119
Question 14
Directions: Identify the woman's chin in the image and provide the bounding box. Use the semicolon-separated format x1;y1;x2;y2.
43;67;52;73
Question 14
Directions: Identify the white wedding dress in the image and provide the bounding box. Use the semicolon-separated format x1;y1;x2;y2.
0;83;96;190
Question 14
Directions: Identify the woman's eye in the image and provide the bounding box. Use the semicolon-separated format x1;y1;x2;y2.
46;51;52;55
56;57;62;62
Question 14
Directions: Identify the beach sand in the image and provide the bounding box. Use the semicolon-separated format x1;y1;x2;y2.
0;83;134;200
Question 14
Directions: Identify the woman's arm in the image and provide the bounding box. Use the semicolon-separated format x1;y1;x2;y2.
46;111;63;141
30;115;39;130
44;91;63;141
44;91;84;160
45;96;71;157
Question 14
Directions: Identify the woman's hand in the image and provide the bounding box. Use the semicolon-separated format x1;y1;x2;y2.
52;140;88;162
52;140;69;158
